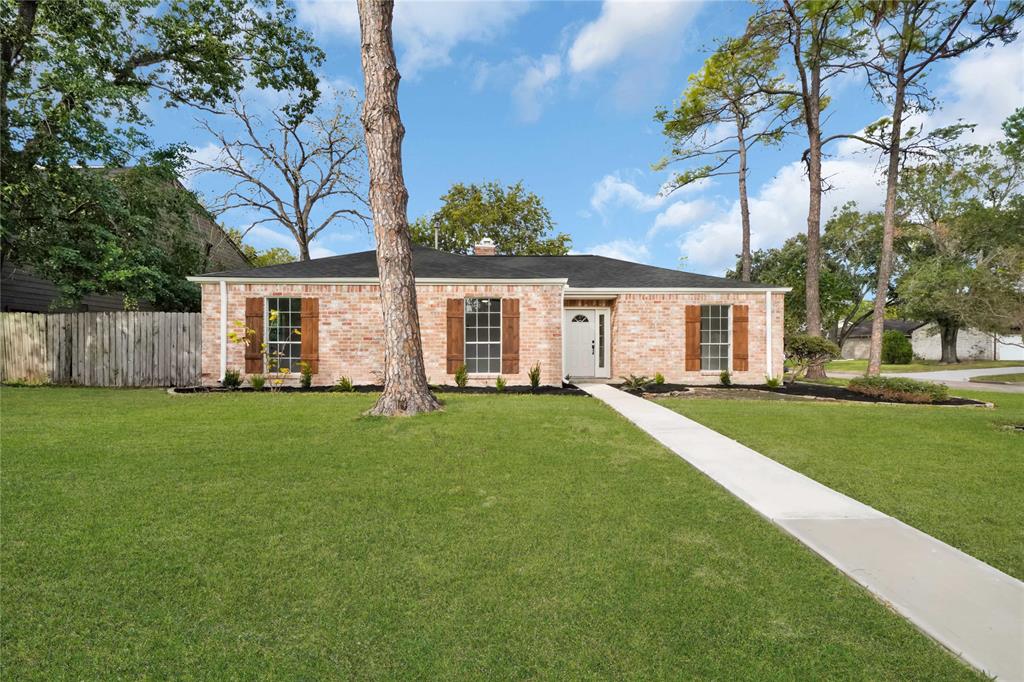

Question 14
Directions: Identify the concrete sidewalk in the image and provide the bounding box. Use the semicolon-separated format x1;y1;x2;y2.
830;366;1024;394
581;383;1024;681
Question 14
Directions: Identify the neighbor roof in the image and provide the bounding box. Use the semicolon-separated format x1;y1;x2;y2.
846;319;926;338
191;245;784;290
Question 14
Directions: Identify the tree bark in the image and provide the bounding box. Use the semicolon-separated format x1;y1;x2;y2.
866;74;906;376
736;122;752;282
356;0;440;416
939;320;959;364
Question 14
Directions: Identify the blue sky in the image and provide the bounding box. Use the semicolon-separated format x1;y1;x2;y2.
162;1;1022;276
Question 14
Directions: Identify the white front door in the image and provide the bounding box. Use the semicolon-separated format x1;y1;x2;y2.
565;310;596;377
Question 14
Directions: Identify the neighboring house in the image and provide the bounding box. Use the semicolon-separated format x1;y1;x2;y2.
0;180;249;313
840;319;925;360
188;239;788;386
911;324;1024;362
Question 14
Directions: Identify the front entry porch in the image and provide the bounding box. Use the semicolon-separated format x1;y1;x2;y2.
563;307;611;380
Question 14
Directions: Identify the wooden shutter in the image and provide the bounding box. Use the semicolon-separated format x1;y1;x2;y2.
684;305;701;372
446;298;465;373
300;298;319;374
732;304;749;371
244;297;264;373
501;298;520;374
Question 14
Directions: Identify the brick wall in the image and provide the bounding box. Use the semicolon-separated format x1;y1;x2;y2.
610;291;785;384
201;282;564;386
200;284;785;387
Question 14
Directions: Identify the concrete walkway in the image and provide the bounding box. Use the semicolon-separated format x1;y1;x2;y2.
831;366;1024;394
581;383;1024;681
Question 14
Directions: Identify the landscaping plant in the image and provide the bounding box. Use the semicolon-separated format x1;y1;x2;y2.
719;370;732;386
299;361;313;389
454;364;469;388
654;372;665;385
765;375;782;389
248;374;266;390
495;376;507;393
334;376;355;393
620;374;653;391
528;363;541;389
784;334;841;383
847;376;949;404
222;369;242;389
881;330;913;365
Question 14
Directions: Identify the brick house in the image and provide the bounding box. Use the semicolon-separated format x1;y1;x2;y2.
188;239;788;386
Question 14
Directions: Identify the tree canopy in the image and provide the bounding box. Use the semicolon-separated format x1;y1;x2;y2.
1;0;323;306
410;182;570;255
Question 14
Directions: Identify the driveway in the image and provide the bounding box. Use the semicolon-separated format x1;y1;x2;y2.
831;365;1024;394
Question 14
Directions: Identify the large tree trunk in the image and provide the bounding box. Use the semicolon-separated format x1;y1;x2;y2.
736;124;752;282
356;0;440;416
803;92;826;380
939;320;959;364
866;76;906;376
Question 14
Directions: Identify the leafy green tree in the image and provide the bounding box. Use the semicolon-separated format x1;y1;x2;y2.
844;1;1023;374
655;35;787;280
897;115;1024;362
1;0;322;304
225;228;296;268
410;182;570;255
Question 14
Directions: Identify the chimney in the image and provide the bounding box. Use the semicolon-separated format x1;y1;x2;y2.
473;237;497;256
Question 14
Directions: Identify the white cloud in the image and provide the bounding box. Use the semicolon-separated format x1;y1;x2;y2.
182;142;223;189
296;0;530;78
590;174;665;212
936;38;1023;144
512;54;562;123
580;239;651;262
309;244;338;259
568;0;704;74
648;198;715;238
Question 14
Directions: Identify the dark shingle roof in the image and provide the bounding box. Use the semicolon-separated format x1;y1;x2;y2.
846;319;926;338
194;245;780;289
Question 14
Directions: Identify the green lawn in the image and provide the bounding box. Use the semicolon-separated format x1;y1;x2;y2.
970;372;1024;384
658;390;1024;580
1;388;979;679
827;358;1023;374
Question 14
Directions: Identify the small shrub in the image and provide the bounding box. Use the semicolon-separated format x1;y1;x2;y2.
620;374;652;390
454;364;469;388
528;363;541;389
881;330;913;364
333;376;355;392
222;369;242;389
495;376;507;393
299;361;313;388
654;372;665;385
719;370;732;386
765;375;782;388
847;376;949;404
785;334;841;382
248;374;266;390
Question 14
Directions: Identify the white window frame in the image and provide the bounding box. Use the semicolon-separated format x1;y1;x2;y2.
265;296;303;372
464;298;502;375
699;304;732;372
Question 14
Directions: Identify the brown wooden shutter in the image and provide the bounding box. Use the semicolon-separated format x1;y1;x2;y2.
244;297;264;373
684;305;701;372
300;298;319;374
501;298;520;374
732;304;749;371
446;298;465;373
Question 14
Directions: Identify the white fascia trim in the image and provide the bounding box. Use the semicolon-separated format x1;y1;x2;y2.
187;276;568;286
565;286;792;295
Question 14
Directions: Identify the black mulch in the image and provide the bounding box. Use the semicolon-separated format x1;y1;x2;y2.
171;383;588;397
619;381;988;407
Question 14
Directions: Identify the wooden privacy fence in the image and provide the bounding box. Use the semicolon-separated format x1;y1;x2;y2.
0;312;202;386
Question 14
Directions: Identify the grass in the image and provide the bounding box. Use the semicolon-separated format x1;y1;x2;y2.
969;372;1024;384
1;387;980;680
657;389;1024;580
826;358;1023;374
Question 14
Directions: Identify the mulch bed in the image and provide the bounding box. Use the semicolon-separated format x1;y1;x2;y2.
621;381;988;407
170;383;588;397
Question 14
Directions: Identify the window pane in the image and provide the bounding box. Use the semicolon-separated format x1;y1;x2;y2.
463;298;501;373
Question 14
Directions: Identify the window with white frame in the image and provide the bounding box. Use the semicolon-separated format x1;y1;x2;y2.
266;297;302;371
700;304;730;371
465;298;501;373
